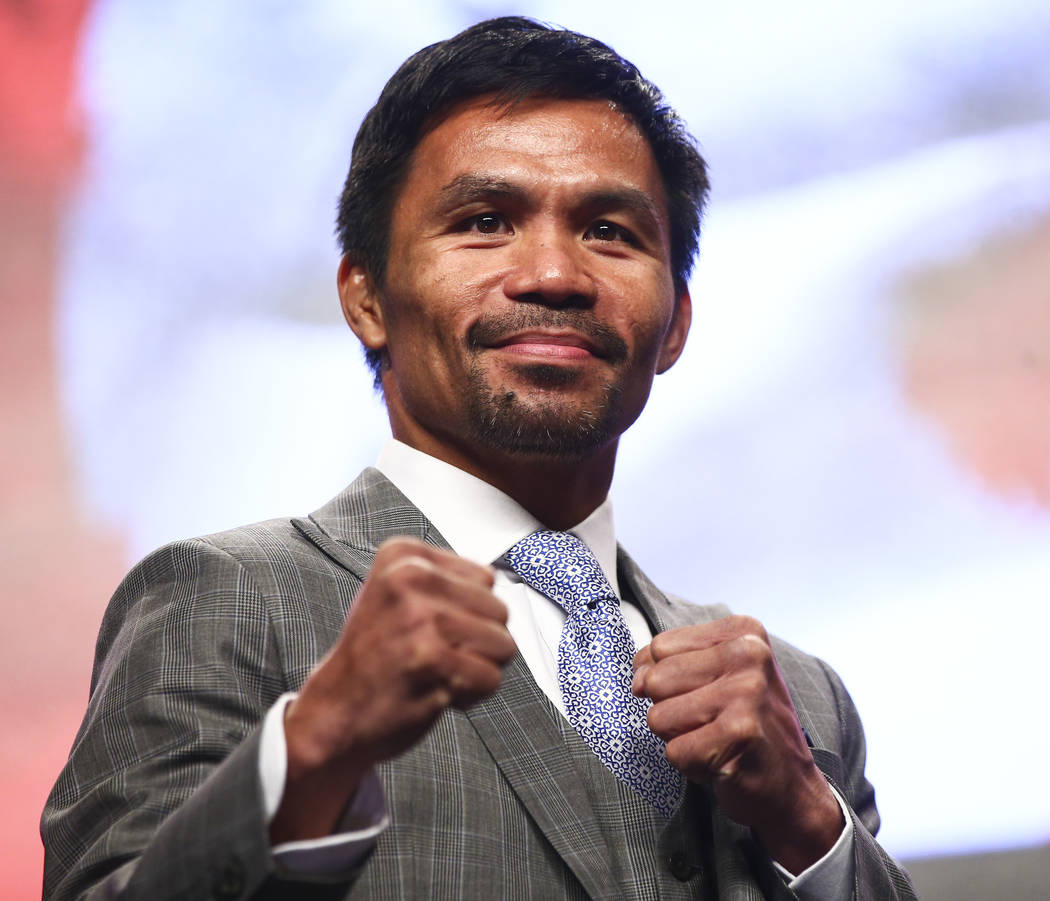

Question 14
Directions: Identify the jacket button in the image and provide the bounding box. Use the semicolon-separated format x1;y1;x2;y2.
213;858;245;899
668;851;696;881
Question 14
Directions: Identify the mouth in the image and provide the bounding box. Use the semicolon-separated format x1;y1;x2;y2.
469;313;629;365
488;330;602;361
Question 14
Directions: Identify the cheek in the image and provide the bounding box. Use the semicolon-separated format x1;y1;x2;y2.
382;271;449;346
623;299;678;363
382;289;475;384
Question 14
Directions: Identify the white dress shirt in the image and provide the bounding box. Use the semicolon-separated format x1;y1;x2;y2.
262;440;854;896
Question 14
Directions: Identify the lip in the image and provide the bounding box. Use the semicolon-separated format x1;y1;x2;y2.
487;330;603;360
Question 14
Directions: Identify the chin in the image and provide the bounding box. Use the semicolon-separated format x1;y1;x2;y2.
465;381;626;460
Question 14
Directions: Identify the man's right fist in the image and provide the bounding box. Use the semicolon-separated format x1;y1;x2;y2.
271;538;516;842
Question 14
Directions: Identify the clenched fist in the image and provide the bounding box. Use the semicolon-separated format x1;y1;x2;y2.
272;538;516;842
632;615;843;874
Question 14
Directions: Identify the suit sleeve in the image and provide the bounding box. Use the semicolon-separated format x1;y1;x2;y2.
814;659;918;901
40;538;362;901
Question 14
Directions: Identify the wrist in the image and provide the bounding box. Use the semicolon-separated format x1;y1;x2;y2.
755;772;844;875
270;697;370;844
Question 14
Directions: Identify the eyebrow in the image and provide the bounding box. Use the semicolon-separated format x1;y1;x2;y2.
576;187;663;233
434;174;664;233
435;175;526;212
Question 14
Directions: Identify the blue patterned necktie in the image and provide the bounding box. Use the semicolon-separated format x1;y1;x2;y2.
505;530;683;817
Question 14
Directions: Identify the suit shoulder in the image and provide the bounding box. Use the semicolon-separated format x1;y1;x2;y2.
97;525;292;667
119;512;339;596
99;514;350;669
196;513;316;560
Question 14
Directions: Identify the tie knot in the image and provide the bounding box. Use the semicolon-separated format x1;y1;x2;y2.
505;530;615;614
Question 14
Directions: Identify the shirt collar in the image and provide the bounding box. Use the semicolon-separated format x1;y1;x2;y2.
375;439;620;594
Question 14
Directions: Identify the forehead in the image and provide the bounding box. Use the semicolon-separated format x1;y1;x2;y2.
399;95;669;215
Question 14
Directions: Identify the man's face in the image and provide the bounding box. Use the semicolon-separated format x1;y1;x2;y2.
342;95;690;470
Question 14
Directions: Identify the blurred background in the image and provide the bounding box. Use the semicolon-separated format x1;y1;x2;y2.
3;0;1048;896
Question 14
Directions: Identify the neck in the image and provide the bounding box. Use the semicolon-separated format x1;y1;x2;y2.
395;433;618;531
486;448;618;530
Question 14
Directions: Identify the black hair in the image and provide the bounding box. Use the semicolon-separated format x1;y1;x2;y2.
335;16;709;382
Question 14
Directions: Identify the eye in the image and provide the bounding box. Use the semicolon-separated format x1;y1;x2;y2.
584;220;635;244
460;213;512;235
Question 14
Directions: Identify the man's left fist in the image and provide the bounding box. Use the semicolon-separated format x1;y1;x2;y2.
632;615;844;873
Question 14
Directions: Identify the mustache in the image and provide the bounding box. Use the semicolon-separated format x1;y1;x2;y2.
467;309;629;364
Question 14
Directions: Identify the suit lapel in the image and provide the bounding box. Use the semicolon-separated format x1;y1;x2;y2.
296;469;620;899
462;661;623;899
300;467;431;561
616;545;729;637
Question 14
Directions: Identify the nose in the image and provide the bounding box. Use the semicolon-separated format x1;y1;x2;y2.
502;233;596;307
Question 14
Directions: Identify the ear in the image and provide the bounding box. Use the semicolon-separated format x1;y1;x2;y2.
337;256;387;352
656;286;691;374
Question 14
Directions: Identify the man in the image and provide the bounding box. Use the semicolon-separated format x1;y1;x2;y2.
43;17;916;900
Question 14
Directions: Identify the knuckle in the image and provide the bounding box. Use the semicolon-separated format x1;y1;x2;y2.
723;711;759;746
649;632;673;661
401;617;447;667
427;686;454;712
387;557;439;594
406;628;449;675
737;615;769;642
735;670;768;700
409;634;439;665
664;737;686;771
735;633;771;667
646;662;685;702
399;593;436;629
642;664;667;699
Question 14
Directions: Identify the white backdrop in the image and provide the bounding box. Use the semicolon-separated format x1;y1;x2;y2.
59;0;1050;858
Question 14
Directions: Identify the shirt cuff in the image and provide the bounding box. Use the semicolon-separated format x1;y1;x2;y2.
772;783;856;901
258;692;390;875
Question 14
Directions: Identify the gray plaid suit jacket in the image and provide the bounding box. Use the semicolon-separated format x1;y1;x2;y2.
42;468;916;900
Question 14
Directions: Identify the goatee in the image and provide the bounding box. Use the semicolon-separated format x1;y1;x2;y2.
464;308;630;458
465;362;625;459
